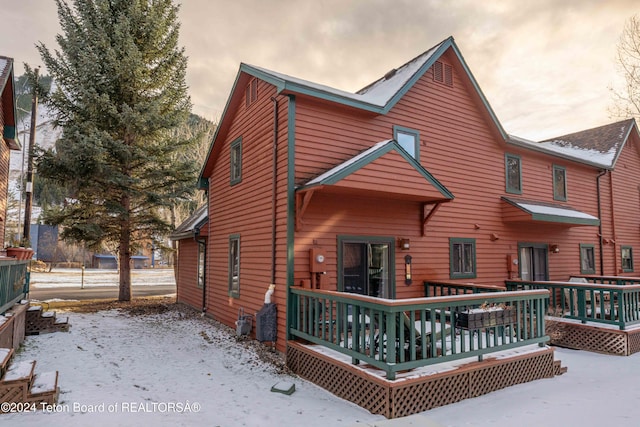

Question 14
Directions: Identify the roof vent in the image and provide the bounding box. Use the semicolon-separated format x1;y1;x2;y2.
384;68;397;80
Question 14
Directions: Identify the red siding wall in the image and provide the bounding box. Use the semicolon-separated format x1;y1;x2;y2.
206;79;289;351
176;238;204;309
609;134;640;274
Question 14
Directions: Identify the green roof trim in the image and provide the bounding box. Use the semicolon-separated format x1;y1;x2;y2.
299;140;454;200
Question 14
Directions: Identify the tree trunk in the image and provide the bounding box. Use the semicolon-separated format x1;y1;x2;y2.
118;195;132;302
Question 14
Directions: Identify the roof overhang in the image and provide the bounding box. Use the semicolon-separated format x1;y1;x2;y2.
297;140;454;203
501;196;600;227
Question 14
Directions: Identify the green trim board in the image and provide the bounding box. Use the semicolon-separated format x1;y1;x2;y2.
501;196;600;226
286;95;296;340
299;139;454;200
449;237;476;279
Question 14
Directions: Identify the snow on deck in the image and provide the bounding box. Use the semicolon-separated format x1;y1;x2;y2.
31;371;57;394
4;360;35;381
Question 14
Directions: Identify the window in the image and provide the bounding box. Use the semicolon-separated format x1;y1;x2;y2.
338;236;394;298
450;238;476;279
197;241;206;289
228;235;240;297
393;125;420;161
230;137;242;185
553;165;567;201
505;154;522;194
580;244;595;274
622;246;634;273
245;78;257;107
432;61;453;86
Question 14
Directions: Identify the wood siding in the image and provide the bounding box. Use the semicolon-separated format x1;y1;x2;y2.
205;80;289;351
175;238;204;309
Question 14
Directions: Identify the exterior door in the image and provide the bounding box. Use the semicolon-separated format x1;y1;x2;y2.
340;237;394;298
519;244;548;281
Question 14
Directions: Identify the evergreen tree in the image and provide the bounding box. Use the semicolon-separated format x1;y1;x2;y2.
36;0;194;301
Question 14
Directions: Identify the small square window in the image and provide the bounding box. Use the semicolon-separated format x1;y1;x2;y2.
505;154;522;194
553;165;567;201
580;244;595;274
450;238;476;279
622;246;634;273
393;125;420;161
230;137;242;185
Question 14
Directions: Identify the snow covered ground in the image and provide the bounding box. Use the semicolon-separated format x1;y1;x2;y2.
3;302;640;426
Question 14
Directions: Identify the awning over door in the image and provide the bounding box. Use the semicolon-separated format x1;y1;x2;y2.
501;196;600;227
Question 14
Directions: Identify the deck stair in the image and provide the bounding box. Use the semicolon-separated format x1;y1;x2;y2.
0;348;59;413
26;304;70;335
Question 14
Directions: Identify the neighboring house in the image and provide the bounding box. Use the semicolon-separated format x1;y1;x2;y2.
0;56;21;248
175;36;640;360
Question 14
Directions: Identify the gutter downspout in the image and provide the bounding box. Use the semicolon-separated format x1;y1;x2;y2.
270;97;279;285
609;171;619;274
596;169;606;275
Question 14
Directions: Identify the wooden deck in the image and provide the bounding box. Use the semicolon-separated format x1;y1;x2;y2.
287;341;564;419
547;318;640;356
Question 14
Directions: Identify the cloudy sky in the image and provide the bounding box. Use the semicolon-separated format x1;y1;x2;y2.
2;0;638;140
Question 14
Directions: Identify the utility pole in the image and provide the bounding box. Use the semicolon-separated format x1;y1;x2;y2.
23;67;39;246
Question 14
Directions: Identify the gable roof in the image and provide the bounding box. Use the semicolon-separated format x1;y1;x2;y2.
298;139;454;202
199;36;507;182
0;56;19;150
170;204;208;241
508;119;638;169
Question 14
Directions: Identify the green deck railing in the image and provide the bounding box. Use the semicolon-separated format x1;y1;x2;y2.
505;279;640;330
0;259;29;315
289;287;549;380
570;275;640;286
424;280;504;297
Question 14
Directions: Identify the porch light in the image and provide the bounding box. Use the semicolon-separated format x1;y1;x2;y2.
404;254;412;285
549;244;560;253
399;238;411;250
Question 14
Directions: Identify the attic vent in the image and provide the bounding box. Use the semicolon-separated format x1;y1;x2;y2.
432;61;453;87
245;78;258;108
384;68;397;80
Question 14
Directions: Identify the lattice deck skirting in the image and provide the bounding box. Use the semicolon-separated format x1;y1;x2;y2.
287;342;561;419
547;319;640;356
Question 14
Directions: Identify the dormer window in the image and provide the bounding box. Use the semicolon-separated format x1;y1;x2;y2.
245;78;258;107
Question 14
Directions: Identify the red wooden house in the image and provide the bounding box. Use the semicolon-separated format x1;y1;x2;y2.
174;37;640;416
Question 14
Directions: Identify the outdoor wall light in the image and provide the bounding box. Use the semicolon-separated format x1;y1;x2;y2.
399;238;411;250
404;254;412;285
549;244;560;254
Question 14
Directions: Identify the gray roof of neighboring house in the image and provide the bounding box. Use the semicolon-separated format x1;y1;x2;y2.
508;119;638;169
